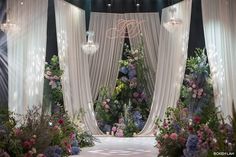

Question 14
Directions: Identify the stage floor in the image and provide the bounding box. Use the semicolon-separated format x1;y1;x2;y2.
73;136;157;157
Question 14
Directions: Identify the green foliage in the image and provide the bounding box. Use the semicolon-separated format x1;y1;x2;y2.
231;102;236;152
77;132;97;148
186;48;209;74
0;110;23;156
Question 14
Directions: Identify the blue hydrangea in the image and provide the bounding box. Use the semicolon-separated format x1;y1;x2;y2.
173;123;181;133
120;67;128;74
71;139;79;147
44;146;62;157
133;111;145;129
183;134;198;157
71;146;80;155
133;111;142;120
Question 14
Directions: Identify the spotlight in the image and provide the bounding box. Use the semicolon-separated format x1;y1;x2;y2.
20;0;24;5
107;3;111;7
135;0;140;7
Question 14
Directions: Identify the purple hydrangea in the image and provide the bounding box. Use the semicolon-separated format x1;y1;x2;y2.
128;69;136;79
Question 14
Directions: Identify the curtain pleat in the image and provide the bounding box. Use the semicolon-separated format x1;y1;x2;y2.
139;0;192;135
202;0;236;118
8;0;48;115
125;13;160;98
88;12;125;101
54;0;102;134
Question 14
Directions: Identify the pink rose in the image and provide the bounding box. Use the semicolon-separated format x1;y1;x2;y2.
104;104;110;109
115;129;124;137
49;80;57;89
102;101;107;106
163;122;168;129
112;126;117;132
14;128;23;136
170;133;178;140
199;88;204;92
163;134;169;139
70;133;76;140
53;125;59;131
192;84;196;88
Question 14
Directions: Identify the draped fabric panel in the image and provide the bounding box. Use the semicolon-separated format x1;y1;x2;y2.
139;0;192;135
202;0;236;118
125;13;160;97
54;0;102;134
8;0;48;115
88;12;125;101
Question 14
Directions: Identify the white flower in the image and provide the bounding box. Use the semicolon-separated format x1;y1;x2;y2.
53;75;60;80
46;71;52;76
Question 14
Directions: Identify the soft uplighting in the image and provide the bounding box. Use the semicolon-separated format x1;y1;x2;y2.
163;6;183;32
82;31;99;55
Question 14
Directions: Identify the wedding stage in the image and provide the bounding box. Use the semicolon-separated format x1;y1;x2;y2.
75;137;156;157
1;0;236;156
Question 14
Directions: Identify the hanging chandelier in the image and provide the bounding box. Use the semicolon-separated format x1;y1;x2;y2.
163;6;183;33
82;31;99;55
0;20;19;33
0;1;19;33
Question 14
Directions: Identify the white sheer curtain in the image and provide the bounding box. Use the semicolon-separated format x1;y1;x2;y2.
88;12;125;101
54;0;102;134
125;13;160;97
7;0;48;115
202;0;236;118
139;0;192;135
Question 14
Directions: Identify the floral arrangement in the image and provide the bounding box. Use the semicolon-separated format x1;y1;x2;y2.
155;49;236;157
95;40;151;137
43;55;63;114
0;106;96;157
0;55;96;157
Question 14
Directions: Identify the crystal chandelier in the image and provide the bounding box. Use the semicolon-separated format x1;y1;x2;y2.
0;1;19;33
1;20;19;33
82;31;99;55
163;6;183;33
